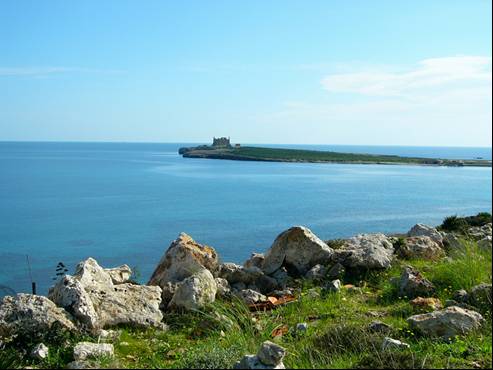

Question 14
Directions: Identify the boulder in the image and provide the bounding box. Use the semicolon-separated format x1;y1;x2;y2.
368;321;392;333
469;283;492;310
49;258;163;331
326;263;345;280
407;306;484;340
0;294;76;338
333;234;394;269
442;233;464;252
73;342;114;361
397;237;445;260
398;266;435;298
219;263;264;285
235;289;266;305
407;224;443;244
244;253;265;269
261;226;333;276
168;269;217;311
148;233;219;287
269;268;290;289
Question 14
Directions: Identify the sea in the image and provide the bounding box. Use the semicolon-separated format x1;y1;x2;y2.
0;142;491;296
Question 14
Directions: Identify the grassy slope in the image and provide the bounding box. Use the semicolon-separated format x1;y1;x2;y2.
3;239;491;369
183;146;492;167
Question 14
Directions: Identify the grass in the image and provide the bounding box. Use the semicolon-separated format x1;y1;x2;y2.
1;239;491;369
181;146;492;167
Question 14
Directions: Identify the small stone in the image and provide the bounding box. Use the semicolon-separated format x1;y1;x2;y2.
73;342;114;361
382;337;410;350
368;321;392;333
295;323;308;333
453;289;469;303
324;279;341;293
257;340;287;366
327;263;345;280
31;343;49;360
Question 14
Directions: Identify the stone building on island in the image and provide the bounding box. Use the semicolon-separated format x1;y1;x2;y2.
212;137;232;148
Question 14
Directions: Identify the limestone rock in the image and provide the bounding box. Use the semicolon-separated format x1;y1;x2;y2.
0;294;76;338
262;226;333;276
269;268;290;289
148;233;219;287
305;264;327;281
257;341;287;366
398;266;435;298
214;277;231;297
382;337;410;350
368;321;392;333
324;279;341;293
168;269;217;311
408;306;483;340
31;343;49;360
104;264;132;284
219;263;264;285
73;342;114;361
397;236;445;260
49;258;163;331
410;297;443;311
244;253;265;269
334;234;394;269
478;236;492;251
469;283;492;309
407;224;443;244
327;262;345;280
234;341;286;369
235;289;266;305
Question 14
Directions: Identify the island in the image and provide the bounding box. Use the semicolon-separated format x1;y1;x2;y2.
179;137;492;167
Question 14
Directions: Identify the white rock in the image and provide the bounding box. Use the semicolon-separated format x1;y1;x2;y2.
214;277;231;297
235;289;267;305
262;226;333;276
335;234;394;269
305;264;327;281
0;294;76;338
407;306;484;340
73;342;114;361
219;263;264;285
168;268;217;311
325;279;341;293
295;323;308;333
407;224;443;244
104;264;132;284
148;233;219;286
382;337;410;351
31;343;49;360
49;258;163;331
398;236;445;260
398;266;435;298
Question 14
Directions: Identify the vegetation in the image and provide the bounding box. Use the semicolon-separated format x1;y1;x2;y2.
180;145;493;167
1;214;491;369
439;212;492;233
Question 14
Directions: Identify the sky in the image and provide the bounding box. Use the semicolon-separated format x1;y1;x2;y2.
0;0;492;146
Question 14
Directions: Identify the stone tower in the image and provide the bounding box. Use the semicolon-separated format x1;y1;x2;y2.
212;137;231;148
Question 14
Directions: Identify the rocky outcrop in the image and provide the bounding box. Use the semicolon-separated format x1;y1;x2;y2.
168;269;217;311
468;223;492;241
244;253;265;269
261;226;333;276
382;337;410;350
469;283;492;309
0;294;76;338
407;224;443;244
398;266;435;298
397;236;445;260
478;236;492;251
234;341;286;369
148;233;219;306
407;306;484;339
49;258;163;331
235;289;267;305
305;264;327;281
333;233;394;269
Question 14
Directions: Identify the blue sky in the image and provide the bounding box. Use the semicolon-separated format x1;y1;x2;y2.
0;0;491;146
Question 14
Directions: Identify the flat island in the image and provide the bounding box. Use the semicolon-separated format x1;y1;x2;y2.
179;138;492;167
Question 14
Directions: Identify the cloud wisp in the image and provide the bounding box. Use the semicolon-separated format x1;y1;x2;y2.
321;56;492;97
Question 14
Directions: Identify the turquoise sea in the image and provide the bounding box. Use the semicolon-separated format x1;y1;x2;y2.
0;142;491;296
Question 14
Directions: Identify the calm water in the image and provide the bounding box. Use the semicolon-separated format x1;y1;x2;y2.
0;142;491;296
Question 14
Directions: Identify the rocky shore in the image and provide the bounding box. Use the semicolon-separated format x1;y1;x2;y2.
1;213;491;369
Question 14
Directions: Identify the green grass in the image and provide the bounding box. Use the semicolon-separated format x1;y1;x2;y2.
1;239;491;369
181;146;492;167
